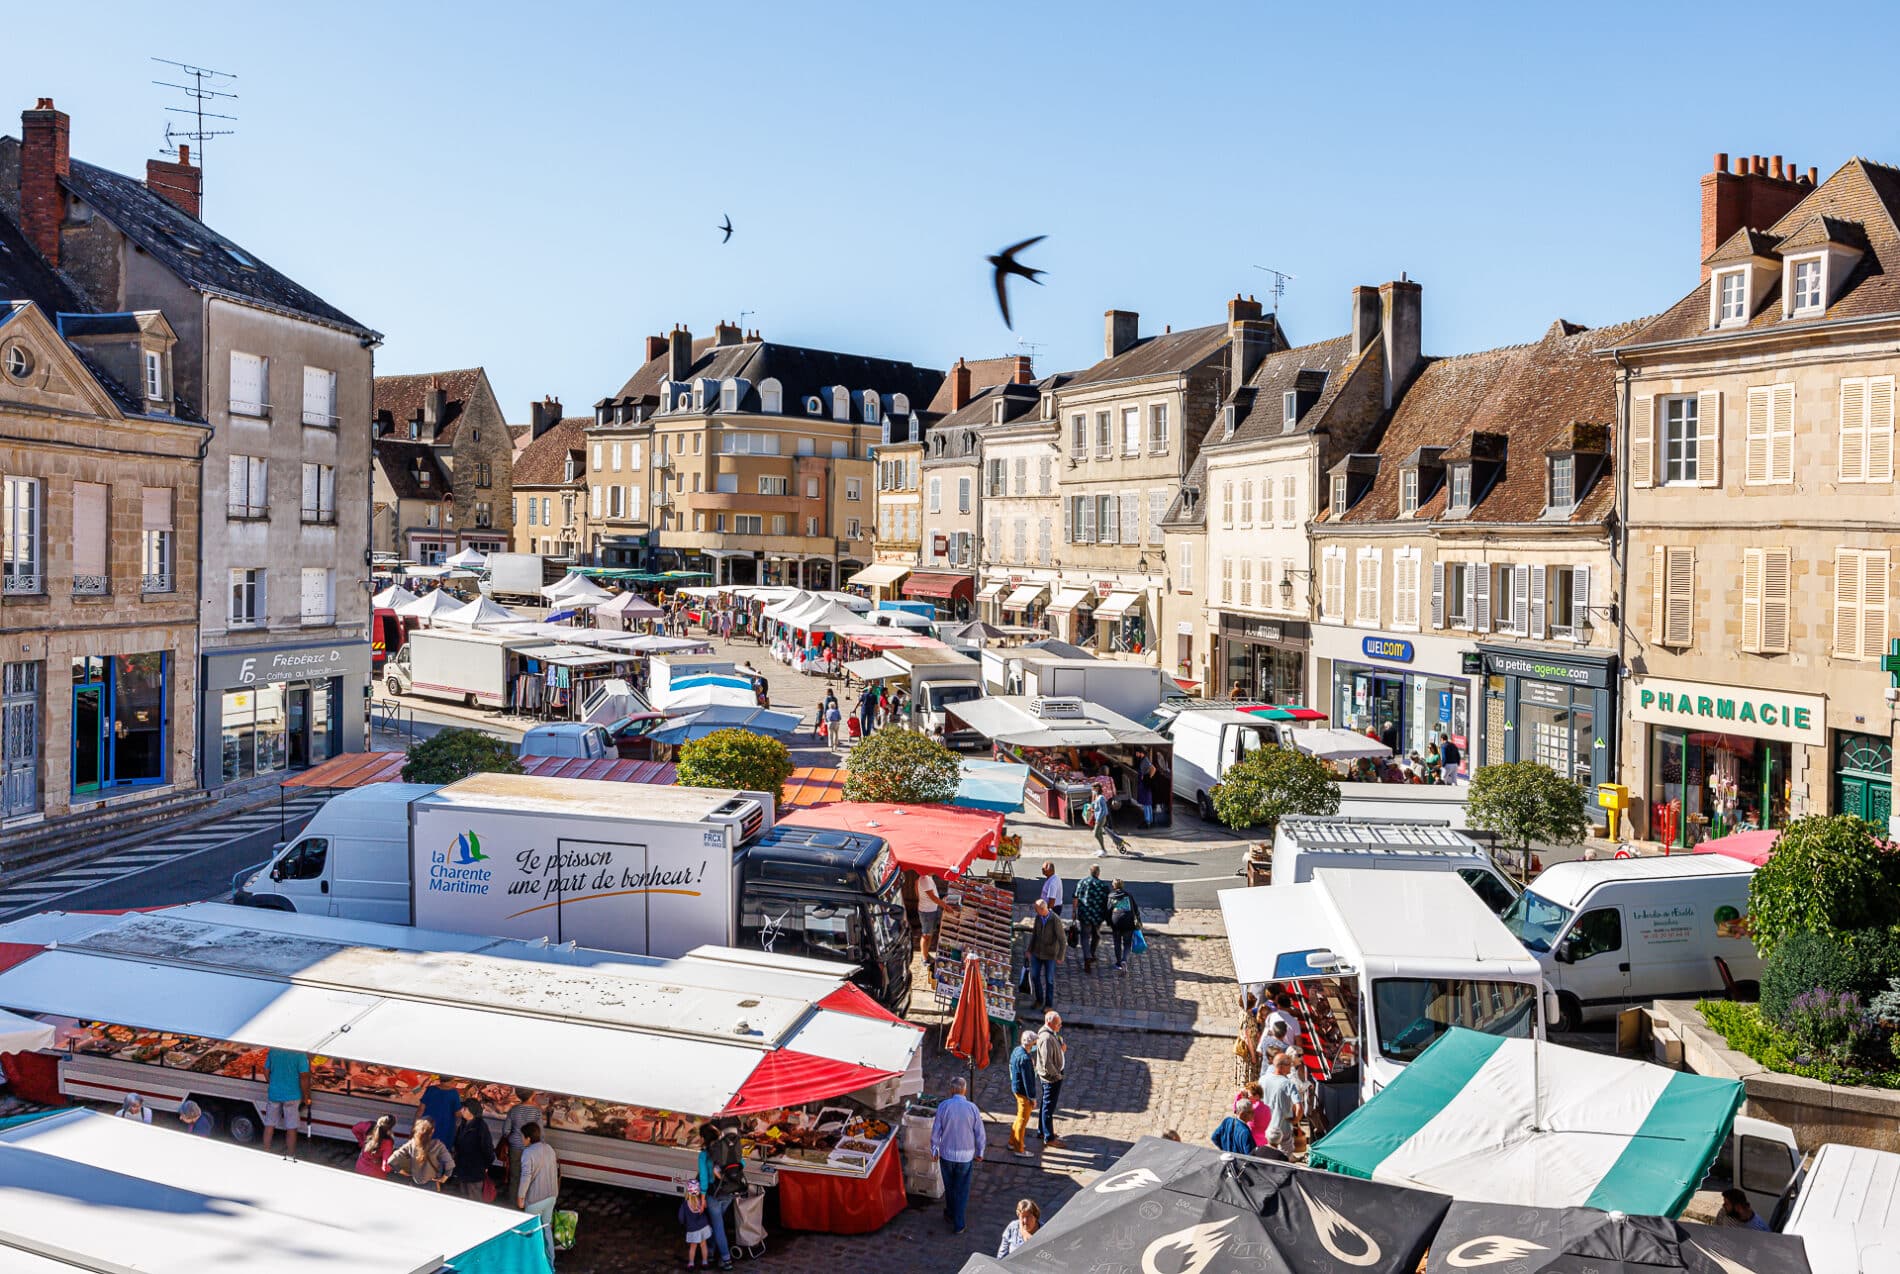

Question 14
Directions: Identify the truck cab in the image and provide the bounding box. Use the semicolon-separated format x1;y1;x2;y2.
737;825;912;1014
918;680;986;749
232;784;434;924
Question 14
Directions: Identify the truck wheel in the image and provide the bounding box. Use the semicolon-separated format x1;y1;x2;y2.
1554;992;1583;1034
385;676;402;696
1197;791;1216;822
221;1101;262;1145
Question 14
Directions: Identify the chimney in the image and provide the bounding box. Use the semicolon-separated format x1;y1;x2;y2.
1231;318;1274;388
1700;149;1810;279
668;325;693;384
1226;293;1264;326
1009;355;1034;384
20;98;70;267
422;375;447;432
144;143;201;219
1105;310;1139;359
1350;285;1381;358
949;358;972;411
714;319;743;346
644;334;668;364
530;395;563;440
1378;278;1423;408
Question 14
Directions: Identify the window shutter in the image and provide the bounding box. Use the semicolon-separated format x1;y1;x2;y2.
1122;496;1138;545
1840;377;1868;482
1629;394;1655;487
1081;497;1096;543
229;352;262;410
141;487;173;532
1741;548;1763;653
1570;564;1590;645
1473;563;1491;632
1101;494;1118;544
1528;565;1547;640
1863;551;1890;663
1462;562;1477;631
1770;383;1795;484
1870;376;1897;483
227;454;246;504
1431;561;1445;629
302;463;319;514
1696;389;1722;487
1746;387;1772;485
1836;548;1862;658
1149;490;1166;543
1664;547;1696;647
73;482;108;579
1761;548;1791;654
1650;546;1666;644
1062;497;1071;542
1512;563;1531;634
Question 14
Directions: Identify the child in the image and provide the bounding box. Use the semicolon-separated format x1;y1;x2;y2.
680;1185;714;1268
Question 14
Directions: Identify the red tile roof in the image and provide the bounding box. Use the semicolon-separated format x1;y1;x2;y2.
373;368;491;444
513;418;589;488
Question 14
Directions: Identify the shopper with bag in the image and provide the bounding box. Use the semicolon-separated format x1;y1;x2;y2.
1106;879;1143;973
696;1122;743;1270
516;1123;561;1267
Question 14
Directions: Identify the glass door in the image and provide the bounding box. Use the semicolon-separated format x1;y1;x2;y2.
286;685;310;770
71;670;107;795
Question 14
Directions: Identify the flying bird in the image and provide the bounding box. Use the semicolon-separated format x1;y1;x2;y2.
987;235;1046;329
718;214;733;243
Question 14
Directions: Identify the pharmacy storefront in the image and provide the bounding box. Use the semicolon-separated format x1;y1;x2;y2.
201;640;371;790
1627;676;1823;849
1313;625;1475;765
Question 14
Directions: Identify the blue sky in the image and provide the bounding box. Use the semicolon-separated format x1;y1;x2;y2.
7;1;1899;416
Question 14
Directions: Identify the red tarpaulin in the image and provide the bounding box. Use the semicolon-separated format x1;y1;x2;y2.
1694;828;1780;866
816;982;896;1020
901;572;974;601
282;751;677;790
776;1137;906;1233
720;1048;905;1115
778;802;1001;880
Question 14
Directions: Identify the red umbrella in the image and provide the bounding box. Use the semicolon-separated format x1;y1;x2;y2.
945;952;992;1074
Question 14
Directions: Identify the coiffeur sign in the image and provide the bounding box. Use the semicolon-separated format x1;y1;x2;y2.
1626;675;1825;747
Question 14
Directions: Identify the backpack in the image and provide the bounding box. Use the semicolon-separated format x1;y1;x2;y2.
709;1130;747;1195
1109;894;1136;932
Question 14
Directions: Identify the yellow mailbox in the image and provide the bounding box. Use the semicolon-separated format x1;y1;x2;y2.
1597;782;1630;841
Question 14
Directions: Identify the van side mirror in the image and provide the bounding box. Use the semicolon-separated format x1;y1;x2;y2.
1553;938;1574;965
269;862;286;883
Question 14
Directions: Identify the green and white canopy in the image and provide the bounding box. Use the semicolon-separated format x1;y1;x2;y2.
1311;1028;1743;1218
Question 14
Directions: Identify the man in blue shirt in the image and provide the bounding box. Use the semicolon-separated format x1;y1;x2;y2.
261;1049;311;1156
929;1076;985;1234
417;1075;464;1151
1007;1030;1038;1156
1212;1097;1256;1155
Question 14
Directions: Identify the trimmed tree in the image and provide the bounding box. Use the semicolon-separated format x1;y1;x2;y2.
1748;814;1900;959
1464;762;1589;880
844;727;961;805
1210;745;1339;832
401;727;523;784
676;728;795;804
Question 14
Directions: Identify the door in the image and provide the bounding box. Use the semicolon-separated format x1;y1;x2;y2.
1;662;40;819
71;676;106;795
1558;905;1629;1008
269;836;331;914
286;685;310;770
548;838;651;953
1371;677;1406;752
1835;732;1893;826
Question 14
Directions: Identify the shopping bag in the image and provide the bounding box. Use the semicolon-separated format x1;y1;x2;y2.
1064;920;1079;949
1130;929;1148;956
551;1209;579;1252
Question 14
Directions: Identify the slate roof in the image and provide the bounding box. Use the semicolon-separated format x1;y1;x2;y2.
513;418;589;487
49;151;374;337
373;368;489;443
1204;334;1359;448
373;439;451;500
1063;322;1227;388
1161;448;1210;528
608;337;943;416
937;376;1060;431
1633;158;1900;345
1326;316;1649;527
925;357;1027;414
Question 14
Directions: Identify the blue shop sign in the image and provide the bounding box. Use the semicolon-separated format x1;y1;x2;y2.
1361;636;1414;663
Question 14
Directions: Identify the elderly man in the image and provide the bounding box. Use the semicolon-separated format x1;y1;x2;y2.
1007;1029;1039;1156
930;1076;985;1234
1259;1049;1304;1156
1034;1010;1067;1149
1027;898;1064;1010
1212;1098;1256;1154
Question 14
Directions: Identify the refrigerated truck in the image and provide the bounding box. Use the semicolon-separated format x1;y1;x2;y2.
383;629;534;707
481;551;552;605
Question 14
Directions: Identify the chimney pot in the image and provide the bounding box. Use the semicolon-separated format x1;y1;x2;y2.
1771;155;1784;179
1226;294;1264;325
1713;151;1728;174
20;98;72;266
1105;310;1140;359
668;327;693;385
1377;279;1423;409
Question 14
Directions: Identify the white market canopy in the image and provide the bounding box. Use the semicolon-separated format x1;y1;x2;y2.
1289;727;1394;762
443;547;488;569
543;573;613;604
0;1006;52;1053
844;656;903;681
435;596;522;629
846;563;908;589
595;591;664;621
761;590;817;621
372;583;420;610
945;695;1167;749
589;633;715;654
813;591;873;613
394;588;465;621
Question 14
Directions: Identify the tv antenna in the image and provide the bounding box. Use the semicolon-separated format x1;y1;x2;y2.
738;309;757;332
1013;335;1046;368
151;57;237;208
1252;265;1296;313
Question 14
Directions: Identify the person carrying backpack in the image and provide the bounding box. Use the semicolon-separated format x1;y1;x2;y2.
696;1122;744;1270
1106;879;1142;974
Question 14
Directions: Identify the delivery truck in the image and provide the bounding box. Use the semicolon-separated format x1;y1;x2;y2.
383;629;533;707
883;648;985;747
233;773;912;1010
481;551;553;605
1006;653;1170;721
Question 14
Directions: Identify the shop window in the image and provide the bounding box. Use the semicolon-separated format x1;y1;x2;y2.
70;653;168;797
1649;729;1791;847
1566;907;1622;961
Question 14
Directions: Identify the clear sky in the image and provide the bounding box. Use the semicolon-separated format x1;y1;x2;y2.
8;1;1899;417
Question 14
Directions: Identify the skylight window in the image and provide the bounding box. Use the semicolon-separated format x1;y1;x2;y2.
223;245;257;269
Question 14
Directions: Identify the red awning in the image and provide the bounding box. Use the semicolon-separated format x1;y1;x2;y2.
816;982;897;1020
779;802;1002;880
902;572;974;601
281;751;677;790
781;767;848;809
721;1048;905;1115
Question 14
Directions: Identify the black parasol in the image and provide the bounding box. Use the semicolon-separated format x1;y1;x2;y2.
1424;1200;1813;1274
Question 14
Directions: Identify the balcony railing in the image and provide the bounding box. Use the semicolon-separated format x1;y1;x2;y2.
72;574;108;596
301;409;339;428
2;572;44;596
229;399;271;419
142;572;175;594
228;503;268;520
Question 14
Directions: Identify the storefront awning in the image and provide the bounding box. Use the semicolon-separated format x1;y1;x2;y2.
901;572;973;601
843;656;903;681
975;581;1008;603
1002;584;1047;610
1046;587;1090;615
1093;591;1142;620
846;563;909;588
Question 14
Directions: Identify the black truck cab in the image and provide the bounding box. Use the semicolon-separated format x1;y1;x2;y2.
736;825;912;1015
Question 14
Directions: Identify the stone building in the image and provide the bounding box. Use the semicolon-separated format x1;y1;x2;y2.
916;358;1038;621
1612;153;1900;843
0;209;205;849
0;99;379;794
371;368;514;560
511;404;589;559
974;376;1067;631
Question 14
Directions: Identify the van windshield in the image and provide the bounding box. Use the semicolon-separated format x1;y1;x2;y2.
1371;978;1538;1063
1501;889;1574;953
927;684;983;710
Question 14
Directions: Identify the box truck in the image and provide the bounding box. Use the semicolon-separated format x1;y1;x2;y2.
881;649;985;747
383;629;532;706
1017;656;1169;721
233;774;912;1010
482;552;553;605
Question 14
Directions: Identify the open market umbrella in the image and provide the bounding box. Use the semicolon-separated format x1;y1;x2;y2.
1425;1200;1813;1274
959;1135;1451;1274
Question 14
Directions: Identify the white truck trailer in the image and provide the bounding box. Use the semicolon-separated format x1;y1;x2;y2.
481;552;551;605
383;629;533;707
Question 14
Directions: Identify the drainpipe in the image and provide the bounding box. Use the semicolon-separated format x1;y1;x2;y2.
1611;347;1633;808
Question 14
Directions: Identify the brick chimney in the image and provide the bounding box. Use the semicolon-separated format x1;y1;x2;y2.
644;334;668;364
1350;285;1381;358
948;359;972;411
20;98;70;266
714;320;743;346
1105;310;1139;359
1009;355;1034;384
668;326;693;383
1231;318;1274;388
530;395;563;439
422;375;447;434
1701;151;1811;279
145;144;201;219
1378;278;1423;408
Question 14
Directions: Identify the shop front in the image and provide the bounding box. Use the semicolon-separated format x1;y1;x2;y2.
1092;588;1149;656
202;639;371;790
1478;646;1617;808
1313;626;1474;766
900;570;974;621
1046;586;1095;647
1216;615;1308;704
997;580;1050;632
1627;676;1823;849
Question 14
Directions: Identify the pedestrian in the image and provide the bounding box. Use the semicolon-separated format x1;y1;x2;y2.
1424;741;1443;784
176;1099;214;1136
1238;1081;1273;1147
1106;878;1142;973
1088;786;1125;857
417;1074;462;1151
696;1121;742;1271
451;1096;495;1200
1720;1187;1770;1231
1266;993;1300;1047
1034;1010;1067;1148
387;1118;456;1189
1028;898;1063;1010
1007;1029;1039;1157
499;1088;545;1207
856;684;877;738
1135;751;1157;827
1259;1050;1304;1157
826;698;844;754
1073;864;1110;972
916;870;943;960
681;1185;715;1268
261;1048;311;1156
1038;861;1063;916
353;1114;397;1176
930;1075;985;1235
1259;1019;1292;1068
996;1199;1042;1259
115;1093;153;1123
1437;730;1461;782
1212;1098;1256;1154
516;1122;561;1267
1234;1013;1263;1084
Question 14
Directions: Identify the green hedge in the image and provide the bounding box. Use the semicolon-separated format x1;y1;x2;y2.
1698;999;1900;1089
1759;928;1900;1025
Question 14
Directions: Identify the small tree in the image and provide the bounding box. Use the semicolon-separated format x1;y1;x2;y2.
844;727;961;804
1464;762;1588;881
677;728;794;804
1748;814;1900;959
1211;745;1339;832
401;727;523;784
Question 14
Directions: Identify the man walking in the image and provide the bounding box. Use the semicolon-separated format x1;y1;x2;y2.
1073;865;1110;973
930;1076;984;1234
856;684;878;740
1135;752;1158;827
1027;899;1063;1010
260;1048;311;1157
1259;1050;1304;1157
1007;1029;1039;1156
516;1122;561;1267
1038;861;1063;916
1034;1010;1067;1149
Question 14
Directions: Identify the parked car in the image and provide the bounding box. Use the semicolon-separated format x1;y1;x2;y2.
518;722;614;760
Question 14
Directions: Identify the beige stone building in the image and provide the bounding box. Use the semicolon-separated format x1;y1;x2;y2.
975;379;1066;631
917;359;1039;620
0;223;205;846
371;368;515;560
510;407;588;559
1613;153;1900;843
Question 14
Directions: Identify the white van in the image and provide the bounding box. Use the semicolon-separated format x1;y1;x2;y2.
1779;1143;1900;1266
518;722;613;760
1502;855;1759;1031
1165;708;1272;819
231;784;425;924
1272;817;1519;914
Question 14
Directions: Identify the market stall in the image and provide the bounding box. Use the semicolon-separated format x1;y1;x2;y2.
945;695;1171;828
776;764;1027;816
509;642;639;720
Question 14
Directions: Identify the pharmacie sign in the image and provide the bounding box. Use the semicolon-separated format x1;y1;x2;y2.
1627;676;1825;746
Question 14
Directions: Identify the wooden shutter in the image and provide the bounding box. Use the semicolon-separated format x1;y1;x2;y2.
1650;546;1666;644
1463;563;1477;631
141;487;172;532
1570;564;1590;645
1696;389;1723;487
1836;548;1862;658
73;482;108;579
1081;496;1096;543
1529;565;1547;640
1122;496;1138;545
1473;564;1491;633
1396;554;1418;628
1741;548;1763;652
1431;561;1445;629
1512;563;1531;634
227;455;246;507
1863;551;1890;664
1746;387;1772;486
301;463;319;516
1222;556;1234;604
1061;497;1072;542
1870;376;1895;483
1761;548;1791;654
1629;393;1655;487
229;351;263;411
1770;383;1795;483
1840;377;1868;482
1664;546;1696;647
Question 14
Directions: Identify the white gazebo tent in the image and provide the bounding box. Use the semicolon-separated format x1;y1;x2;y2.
544;572;612;604
394;589;464;623
371;583;419;610
436;596;522;629
443;547;488;569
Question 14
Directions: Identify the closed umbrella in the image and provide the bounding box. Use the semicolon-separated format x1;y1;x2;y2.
945;952;992;1094
1424;1201;1814;1274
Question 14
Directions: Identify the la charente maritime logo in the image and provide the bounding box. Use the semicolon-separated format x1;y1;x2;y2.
451;831;489;865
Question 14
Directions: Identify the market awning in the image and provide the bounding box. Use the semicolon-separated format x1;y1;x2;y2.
512;644;630;669
1290;727;1393;762
1218;880;1364;983
1092;591;1142;620
1002;584;1047;610
1423;1200;1814;1274
779;803;1002;881
282;752;676;789
975;581;1008;603
954;761;1029;813
844;656;903;681
1046;587;1090;614
846;563;909;588
902;572;973;601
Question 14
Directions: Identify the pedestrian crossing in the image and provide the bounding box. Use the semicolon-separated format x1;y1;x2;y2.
0;794;329;917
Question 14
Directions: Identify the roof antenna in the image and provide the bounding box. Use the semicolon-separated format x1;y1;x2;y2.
1012;336;1046;364
1251;265;1296;314
151;57;238;212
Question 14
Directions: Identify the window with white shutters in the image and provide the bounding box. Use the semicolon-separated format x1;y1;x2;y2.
1013;519;1027;562
300;366;337;427
1472;560;1491;632
1321;550;1345;621
1745;383;1795;485
1037;457;1052;495
1239;558;1252;607
927;478;940;513
1354;550;1381;628
1839;376;1896;483
1178;541;1194;591
1651;546;1695;648
227;456;268;518
961;477;974;512
590;486;602;518
1835;548;1890;659
1512;563;1531;635
300;463;336;524
301;567;334;624
1221;557;1234;604
1013;457;1027;495
1221;482;1234;527
1037;518;1052;564
1080;496;1096;543
1529;565;1547;640
1393;551;1420;630
1240;481;1254;527
1148;490;1166;543
1123;407;1140;456
1431;561;1446;629
1121;495;1138;545
1630;394;1655;487
1281;475;1296;525
229;351;268;417
1567;565;1591;645
1741;547;1792;655
72;482;108;595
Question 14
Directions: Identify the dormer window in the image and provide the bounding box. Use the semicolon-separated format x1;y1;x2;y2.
144;350;164;401
1716;269;1748;324
862;391;880;425
1223;404;1238;437
760;379;782;413
720;380;739;412
1282;390;1298;428
1330;475;1347;513
892;393;909;416
1791;256;1825;314
563;455;577;483
1399;468;1419;516
1549;455;1575;509
832;386;850;422
1448;464;1472;511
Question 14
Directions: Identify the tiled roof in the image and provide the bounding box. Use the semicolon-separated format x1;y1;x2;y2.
1633;158;1900;345
0;208;84;315
1774;213;1869;253
49;151;373;336
926;357;1028;414
1329;317;1649;527
609;337;943;417
513;418;590;487
1204;334;1359;448
1704;227;1782;265
1161;448;1209;527
373;439;451;501
935;375;1061;430
373;368;489;443
1062;322;1228;388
